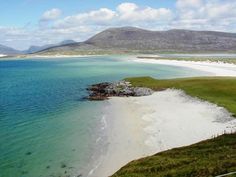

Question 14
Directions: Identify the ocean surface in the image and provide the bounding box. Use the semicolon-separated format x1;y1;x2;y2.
0;56;208;177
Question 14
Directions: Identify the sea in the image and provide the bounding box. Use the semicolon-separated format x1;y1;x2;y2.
0;56;208;177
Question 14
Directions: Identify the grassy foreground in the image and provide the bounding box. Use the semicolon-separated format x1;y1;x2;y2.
112;77;236;177
112;134;236;177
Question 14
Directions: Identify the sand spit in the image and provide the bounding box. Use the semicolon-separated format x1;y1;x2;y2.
133;58;236;76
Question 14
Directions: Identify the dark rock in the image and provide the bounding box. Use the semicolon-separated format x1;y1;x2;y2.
87;80;153;100
133;87;154;96
46;165;50;169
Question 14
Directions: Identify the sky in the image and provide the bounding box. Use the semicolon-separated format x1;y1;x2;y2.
0;0;236;50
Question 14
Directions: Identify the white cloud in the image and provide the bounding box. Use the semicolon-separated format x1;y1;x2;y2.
174;0;236;31
176;0;203;9
117;3;173;23
52;2;173;35
41;8;62;21
1;1;236;50
54;8;116;28
117;2;138;13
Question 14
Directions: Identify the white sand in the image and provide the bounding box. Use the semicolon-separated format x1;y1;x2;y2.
89;89;236;177
0;54;7;58
133;58;236;76
88;98;154;177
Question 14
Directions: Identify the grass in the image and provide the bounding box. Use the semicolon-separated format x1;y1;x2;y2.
112;133;236;177
111;76;236;177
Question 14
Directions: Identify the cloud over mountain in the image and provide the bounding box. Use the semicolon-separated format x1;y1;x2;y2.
1;1;236;50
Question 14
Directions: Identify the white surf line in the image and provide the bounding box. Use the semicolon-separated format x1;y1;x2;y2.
133;58;236;77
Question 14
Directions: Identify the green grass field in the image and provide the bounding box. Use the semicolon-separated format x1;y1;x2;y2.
111;77;236;177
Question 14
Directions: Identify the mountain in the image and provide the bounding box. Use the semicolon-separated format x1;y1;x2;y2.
0;44;21;55
25;40;76;54
59;40;76;45
37;27;236;54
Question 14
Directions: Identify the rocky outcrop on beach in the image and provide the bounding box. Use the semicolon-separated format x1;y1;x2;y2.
87;81;154;100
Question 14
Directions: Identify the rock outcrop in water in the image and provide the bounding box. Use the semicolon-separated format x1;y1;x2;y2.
87;81;154;100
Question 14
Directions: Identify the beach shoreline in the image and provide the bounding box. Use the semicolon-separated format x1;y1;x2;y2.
89;89;236;177
0;54;109;61
132;57;236;76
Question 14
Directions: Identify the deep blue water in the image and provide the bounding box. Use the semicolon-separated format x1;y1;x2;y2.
0;56;207;177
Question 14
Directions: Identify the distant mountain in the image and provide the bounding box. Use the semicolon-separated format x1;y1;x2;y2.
0;44;21;55
59;40;76;46
37;27;236;54
25;44;54;54
25;40;76;54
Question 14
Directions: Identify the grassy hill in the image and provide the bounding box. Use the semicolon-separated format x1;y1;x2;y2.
37;27;236;55
112;77;236;177
112;133;236;177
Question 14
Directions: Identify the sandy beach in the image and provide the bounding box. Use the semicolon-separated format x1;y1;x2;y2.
89;89;236;177
0;54;7;58
133;58;236;76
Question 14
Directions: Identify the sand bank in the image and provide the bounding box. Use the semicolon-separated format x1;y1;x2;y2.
0;54;7;57
89;89;236;177
133;58;236;76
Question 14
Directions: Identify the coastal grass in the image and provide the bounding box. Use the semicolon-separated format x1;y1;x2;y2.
111;76;236;177
111;133;236;177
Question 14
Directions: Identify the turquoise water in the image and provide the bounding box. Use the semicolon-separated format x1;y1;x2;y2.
0;56;207;177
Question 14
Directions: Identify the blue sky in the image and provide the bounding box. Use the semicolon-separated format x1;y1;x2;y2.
0;0;235;50
0;0;175;27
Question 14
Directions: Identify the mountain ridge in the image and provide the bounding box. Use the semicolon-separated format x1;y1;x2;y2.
0;44;22;55
0;40;77;55
24;40;77;54
37;27;236;55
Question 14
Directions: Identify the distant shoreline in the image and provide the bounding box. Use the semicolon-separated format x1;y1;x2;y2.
0;54;107;61
133;56;236;76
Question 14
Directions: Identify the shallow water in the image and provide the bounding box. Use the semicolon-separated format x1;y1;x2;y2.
0;56;208;177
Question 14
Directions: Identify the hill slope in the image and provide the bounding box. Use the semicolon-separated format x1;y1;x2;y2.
0;44;21;55
38;27;236;55
24;40;76;54
111;133;236;177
